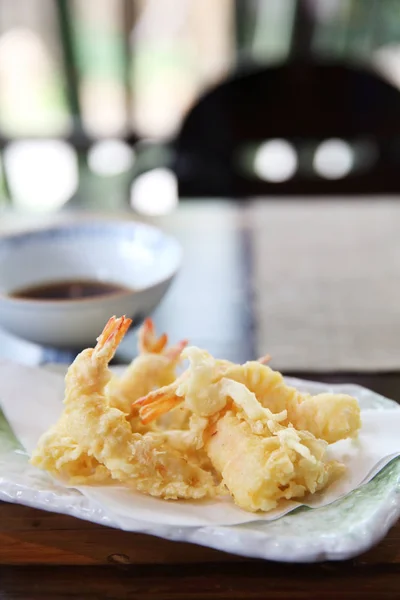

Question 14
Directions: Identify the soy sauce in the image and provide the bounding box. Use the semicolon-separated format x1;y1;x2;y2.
9;279;132;300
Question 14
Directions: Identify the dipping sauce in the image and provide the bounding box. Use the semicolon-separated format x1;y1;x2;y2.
9;279;132;301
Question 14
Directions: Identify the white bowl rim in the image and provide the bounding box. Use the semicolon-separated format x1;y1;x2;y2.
0;219;182;306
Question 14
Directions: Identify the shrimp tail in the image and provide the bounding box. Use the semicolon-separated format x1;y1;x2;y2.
133;384;182;424
94;316;132;361
163;339;189;362
138;318;168;354
257;354;271;365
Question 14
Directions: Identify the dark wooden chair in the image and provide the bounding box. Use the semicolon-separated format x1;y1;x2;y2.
158;60;400;197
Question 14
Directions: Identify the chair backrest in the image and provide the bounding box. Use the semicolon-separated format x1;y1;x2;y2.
173;60;400;197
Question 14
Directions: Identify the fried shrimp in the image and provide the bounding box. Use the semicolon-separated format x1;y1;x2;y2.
134;347;354;511
222;362;361;444
107;318;188;415
134;347;361;443
204;380;345;511
31;317;218;499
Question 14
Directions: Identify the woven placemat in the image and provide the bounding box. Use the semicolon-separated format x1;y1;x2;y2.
250;199;400;372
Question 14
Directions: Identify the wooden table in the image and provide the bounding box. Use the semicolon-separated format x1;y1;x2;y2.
1;200;400;599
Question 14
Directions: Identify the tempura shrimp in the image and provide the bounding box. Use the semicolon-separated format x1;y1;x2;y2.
31;318;218;499
134;347;345;512
134;347;361;443
222;362;361;443
107;318;188;416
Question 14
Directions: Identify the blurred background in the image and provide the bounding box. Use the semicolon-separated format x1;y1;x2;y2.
0;0;400;214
